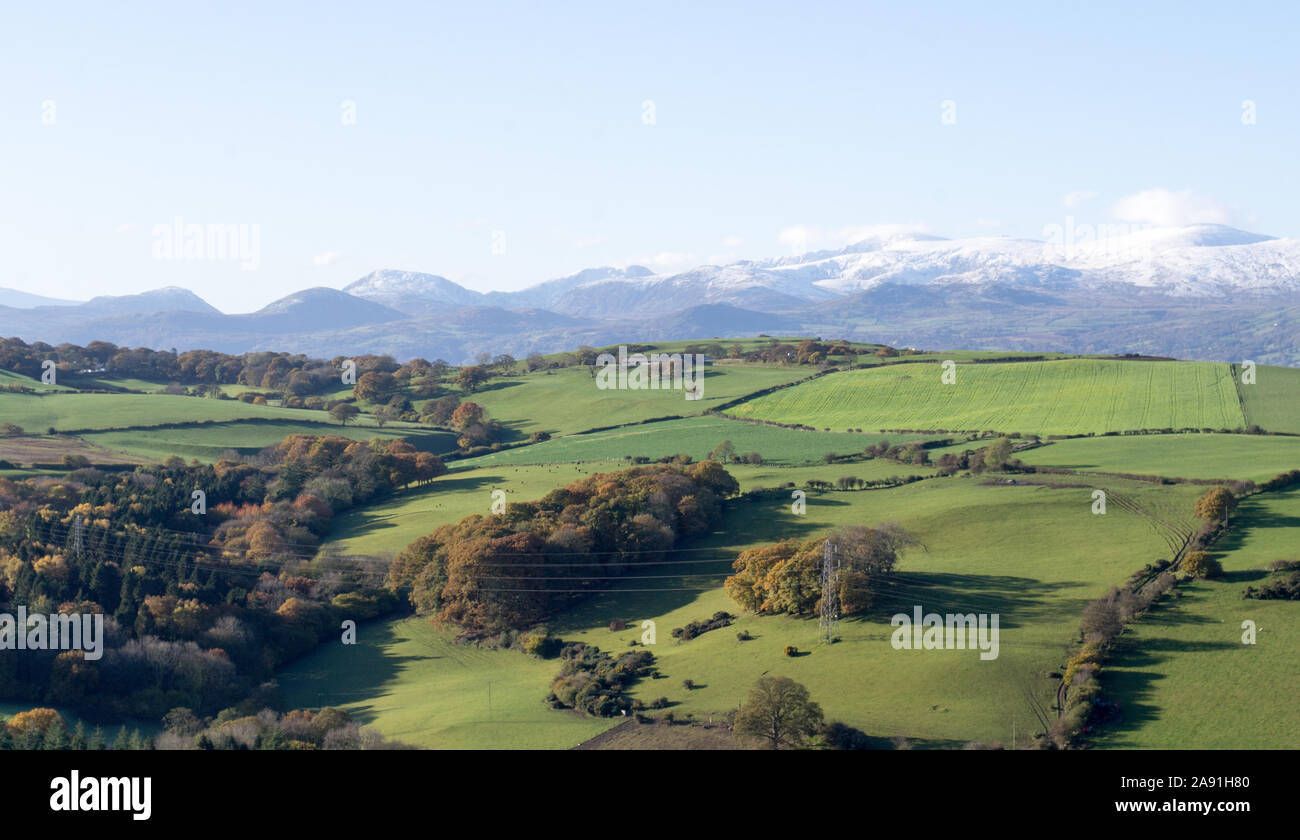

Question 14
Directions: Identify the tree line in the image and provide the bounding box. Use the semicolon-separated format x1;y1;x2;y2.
0;433;444;720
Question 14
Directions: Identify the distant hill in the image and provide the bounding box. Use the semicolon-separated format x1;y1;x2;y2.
0;287;79;308
3;224;1299;364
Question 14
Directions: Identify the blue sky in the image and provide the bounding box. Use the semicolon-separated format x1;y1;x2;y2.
2;0;1297;312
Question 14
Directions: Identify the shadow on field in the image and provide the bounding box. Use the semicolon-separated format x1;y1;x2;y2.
279;618;428;726
1231;510;1300;542
400;429;460;453
870;571;1079;629
542;503;815;633
492;420;532;444
1215;490;1300;555
1220;569;1268;584
715;496;852;545
1089;598;1238;746
470;380;526;395
331;473;500;542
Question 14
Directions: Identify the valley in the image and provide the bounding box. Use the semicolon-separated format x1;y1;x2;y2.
3;334;1294;750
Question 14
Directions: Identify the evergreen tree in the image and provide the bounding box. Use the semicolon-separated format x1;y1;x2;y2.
70;721;88;750
41;723;69;751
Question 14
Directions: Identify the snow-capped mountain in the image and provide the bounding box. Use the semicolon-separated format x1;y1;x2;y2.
344;269;487;311
1;224;1298;365
715;224;1299;299
1059;225;1299;295
490;224;1300;317
483;265;655;310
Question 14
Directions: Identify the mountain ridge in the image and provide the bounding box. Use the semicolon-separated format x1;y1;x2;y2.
2;224;1298;365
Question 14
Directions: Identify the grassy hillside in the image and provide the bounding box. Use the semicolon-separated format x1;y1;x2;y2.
0;369;70;393
1019;434;1300;482
727;359;1246;436
1239;363;1300;434
278;617;615;749
462;416;938;468
1096;487;1300;749
467;363;813;438
0;391;380;433
329;463;607;556
6;344;1291;751
0;435;141;468
303;465;1203;748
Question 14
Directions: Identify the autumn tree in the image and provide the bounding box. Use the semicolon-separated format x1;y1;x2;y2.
725;540;821;615
449;402;487;431
1182;550;1223;579
6;707;65;737
734;676;824;750
457;365;491;391
1193;486;1237;521
329;403;360;426
726;524;911;617
832;524;907;614
354;371;397;403
423;395;461;426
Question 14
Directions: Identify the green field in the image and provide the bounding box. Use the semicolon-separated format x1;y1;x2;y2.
466;363;814;439
727;359;1247;436
295;460;1205;748
1019;434;1300;482
330;463;609;556
278;355;1300;749
1097;487;1300;749
1239;363;1300;434
0;391;375;433
279;617;614;749
462;416;938;468
4;347;1295;750
0;369;71;393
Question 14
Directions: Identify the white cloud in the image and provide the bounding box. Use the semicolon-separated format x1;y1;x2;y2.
574;235;606;249
722;235;744;248
1111;188;1231;227
777;224;817;254
114;223;136;234
975;217;1002;228
779;223;930;254
312;250;345;267
626;251;698;273
1063;189;1098;208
